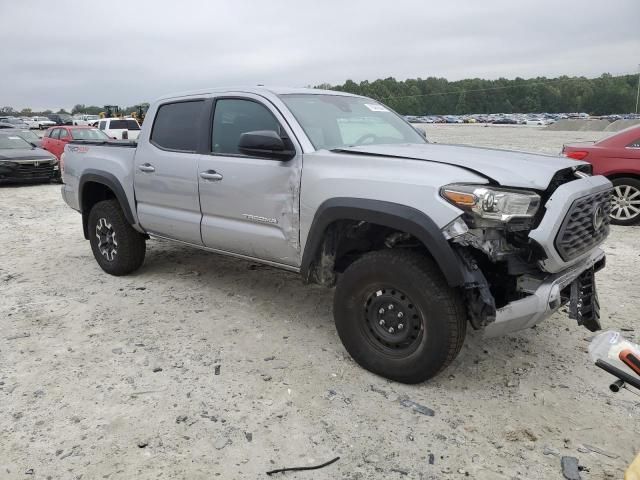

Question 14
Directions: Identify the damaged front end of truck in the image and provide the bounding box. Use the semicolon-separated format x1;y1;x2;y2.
441;166;612;336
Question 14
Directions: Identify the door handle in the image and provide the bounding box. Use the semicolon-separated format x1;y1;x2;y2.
200;170;223;181
138;163;155;173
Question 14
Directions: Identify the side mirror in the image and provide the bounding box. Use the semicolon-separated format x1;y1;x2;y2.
238;130;295;161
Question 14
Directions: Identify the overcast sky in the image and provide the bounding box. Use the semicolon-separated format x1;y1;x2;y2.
1;0;638;111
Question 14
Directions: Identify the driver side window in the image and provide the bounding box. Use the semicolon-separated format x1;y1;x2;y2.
211;99;282;155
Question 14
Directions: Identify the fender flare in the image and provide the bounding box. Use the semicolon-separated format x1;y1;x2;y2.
300;198;465;287
79;170;136;238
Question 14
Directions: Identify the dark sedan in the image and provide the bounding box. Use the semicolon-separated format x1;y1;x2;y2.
46;113;73;126
0;131;59;183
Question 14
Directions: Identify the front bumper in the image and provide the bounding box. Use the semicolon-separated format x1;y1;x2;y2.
0;160;58;183
484;248;605;337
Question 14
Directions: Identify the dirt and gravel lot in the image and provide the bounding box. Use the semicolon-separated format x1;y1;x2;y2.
1;125;638;479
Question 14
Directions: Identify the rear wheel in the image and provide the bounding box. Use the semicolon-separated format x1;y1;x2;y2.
88;200;146;276
333;250;466;383
610;177;640;226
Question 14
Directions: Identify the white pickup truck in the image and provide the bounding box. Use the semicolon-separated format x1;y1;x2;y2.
60;87;612;383
96;118;141;140
73;114;100;126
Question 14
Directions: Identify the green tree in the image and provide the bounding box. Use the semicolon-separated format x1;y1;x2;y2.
321;73;636;115
455;91;468;115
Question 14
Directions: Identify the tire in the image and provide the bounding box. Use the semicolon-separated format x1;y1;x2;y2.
333;249;466;384
88;199;146;276
610;177;640;226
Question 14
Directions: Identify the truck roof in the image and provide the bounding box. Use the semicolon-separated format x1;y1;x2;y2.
155;86;360;102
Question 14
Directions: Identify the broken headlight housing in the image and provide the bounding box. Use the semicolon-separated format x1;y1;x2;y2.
440;184;540;222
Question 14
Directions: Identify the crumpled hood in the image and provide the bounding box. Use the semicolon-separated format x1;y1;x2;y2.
0;148;56;162
335;143;583;190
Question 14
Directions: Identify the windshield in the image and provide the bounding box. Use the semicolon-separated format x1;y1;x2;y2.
0;134;32;149
279;94;425;150
17;130;38;141
71;128;111;140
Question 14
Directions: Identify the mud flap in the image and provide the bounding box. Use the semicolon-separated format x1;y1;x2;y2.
569;267;601;332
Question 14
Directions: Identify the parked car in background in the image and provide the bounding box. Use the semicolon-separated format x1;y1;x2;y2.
0;130;59;183
0;117;30;129
23;116;56;130
42;126;110;160
526;119;546;126
563;124;640;225
73;114;100;126
492;117;518;125
96;118;141;140
47;113;73;125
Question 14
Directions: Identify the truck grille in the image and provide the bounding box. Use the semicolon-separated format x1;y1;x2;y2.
13;162;55;180
555;189;611;261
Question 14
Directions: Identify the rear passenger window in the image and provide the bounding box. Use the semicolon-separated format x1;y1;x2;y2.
151;101;204;152
211;99;281;155
50;129;61;139
59;129;69;139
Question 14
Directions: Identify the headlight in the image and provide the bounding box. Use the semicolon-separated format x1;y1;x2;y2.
440;184;540;222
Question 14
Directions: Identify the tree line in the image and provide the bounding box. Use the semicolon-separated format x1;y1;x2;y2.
2;73;637;117
319;73;638;115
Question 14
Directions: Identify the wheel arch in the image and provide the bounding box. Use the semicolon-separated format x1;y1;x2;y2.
300;198;465;287
79;170;136;239
605;172;640;182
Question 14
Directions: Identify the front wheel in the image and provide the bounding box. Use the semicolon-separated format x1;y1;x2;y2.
88;200;146;276
610;177;640;226
333;250;467;384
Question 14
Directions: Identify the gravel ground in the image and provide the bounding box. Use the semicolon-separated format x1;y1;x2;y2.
1;125;638;479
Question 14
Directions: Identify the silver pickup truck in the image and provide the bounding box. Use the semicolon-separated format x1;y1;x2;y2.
61;87;612;383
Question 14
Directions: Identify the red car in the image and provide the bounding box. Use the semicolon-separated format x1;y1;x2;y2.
42;126;110;160
563;125;640;225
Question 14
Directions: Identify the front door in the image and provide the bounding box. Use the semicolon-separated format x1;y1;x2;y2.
56;128;71;158
197;95;301;267
133;99;207;245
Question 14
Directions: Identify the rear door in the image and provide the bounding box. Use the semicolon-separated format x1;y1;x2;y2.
197;95;302;266
133;99;208;245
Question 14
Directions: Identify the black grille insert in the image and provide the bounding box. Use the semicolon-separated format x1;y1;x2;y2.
555;189;611;261
13;162;55;179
